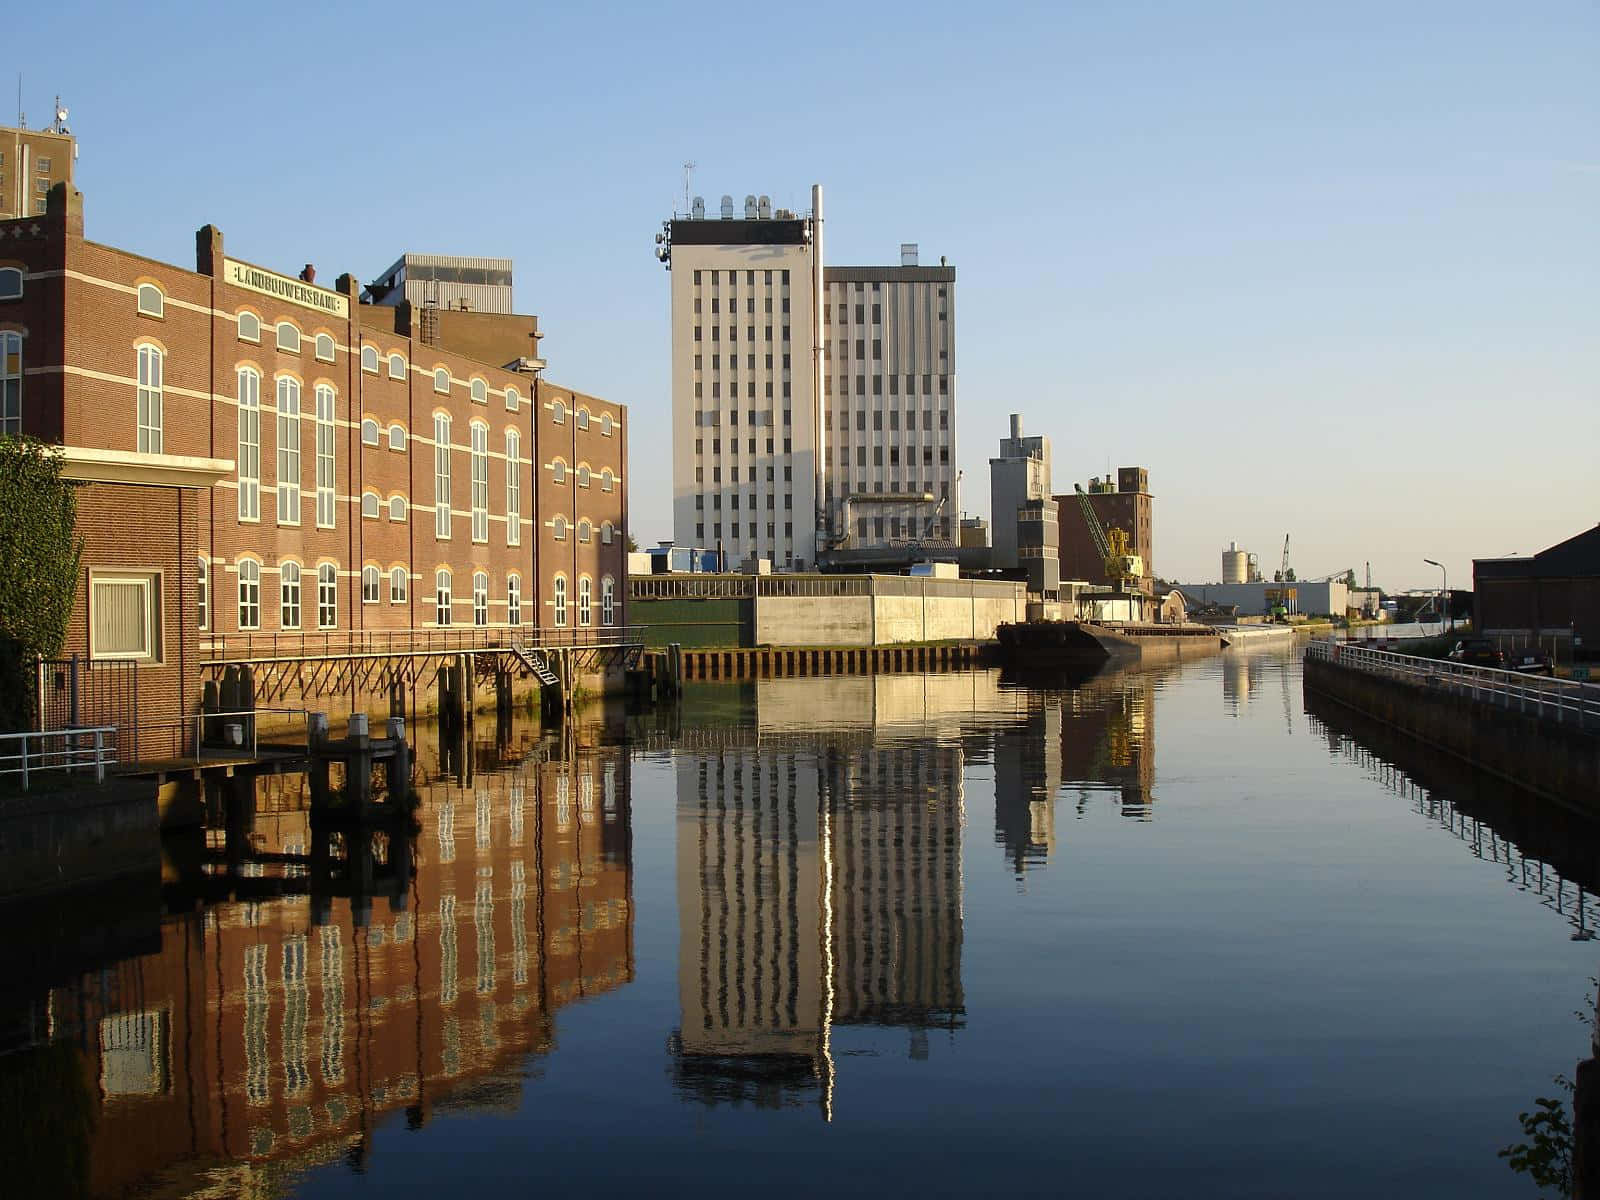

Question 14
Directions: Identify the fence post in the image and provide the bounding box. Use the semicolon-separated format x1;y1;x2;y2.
34;653;44;733
69;653;79;728
94;729;105;784
20;733;28;791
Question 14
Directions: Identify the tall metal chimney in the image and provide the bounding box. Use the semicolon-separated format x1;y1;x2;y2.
1010;414;1022;440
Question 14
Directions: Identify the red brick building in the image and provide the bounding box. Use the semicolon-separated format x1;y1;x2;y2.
0;185;628;739
1055;466;1154;591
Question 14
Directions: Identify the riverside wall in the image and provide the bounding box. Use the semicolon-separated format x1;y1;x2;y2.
1303;657;1599;809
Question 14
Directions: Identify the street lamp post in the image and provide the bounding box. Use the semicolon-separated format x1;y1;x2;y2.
1423;558;1448;635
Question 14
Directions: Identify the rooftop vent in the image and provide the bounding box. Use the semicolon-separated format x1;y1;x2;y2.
720;195;734;220
901;243;918;267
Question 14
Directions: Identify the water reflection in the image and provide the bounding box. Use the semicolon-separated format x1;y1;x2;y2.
0;717;633;1197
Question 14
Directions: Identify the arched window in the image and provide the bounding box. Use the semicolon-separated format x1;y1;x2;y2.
600;468;614;493
237;311;261;343
237;559;261;630
314;333;335;363
435;569;452;625
361;418;380;446
0;267;22;300
578;519;592;544
361;491;380;519
390;566;408;604
507;575;521;625
280;561;302;629
599;413;614;436
388;495;407;522
317;563;338;629
601;521;614;545
433;367;450;394
361;344;379;373
576;407;590;431
388;352;406;380
505;430;521;547
136;344;163;453
136;283;164;317
552;515;567;541
362;565;380;604
470;378;487;404
576;465;591;488
1;330;22;435
196;556;209;630
505;386;520;413
578;576;592;627
551;398;566;424
276;322;301;353
236;367;260;519
433;414;452;538
388;423;406;450
551;459;566;484
553;575;567;627
473;571;488;626
601;576;615;627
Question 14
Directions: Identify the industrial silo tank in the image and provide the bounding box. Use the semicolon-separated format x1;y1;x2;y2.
1222;544;1249;584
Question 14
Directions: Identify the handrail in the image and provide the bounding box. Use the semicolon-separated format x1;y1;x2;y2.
202;625;644;664
0;726;118;790
1306;640;1600;733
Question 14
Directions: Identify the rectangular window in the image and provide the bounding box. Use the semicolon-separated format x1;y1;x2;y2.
89;573;160;661
236;369;260;520
434;415;452;538
0;332;20;435
136;346;163;453
317;565;337;629
470;424;489;543
507;577;521;626
314;385;336;528
505;430;521;546
436;572;452;626
275;378;301;524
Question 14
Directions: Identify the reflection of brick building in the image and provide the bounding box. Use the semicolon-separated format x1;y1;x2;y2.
30;733;633;1197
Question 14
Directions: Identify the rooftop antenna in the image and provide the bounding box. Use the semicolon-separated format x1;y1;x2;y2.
16;74;23;129
682;161;696;215
49;95;68;135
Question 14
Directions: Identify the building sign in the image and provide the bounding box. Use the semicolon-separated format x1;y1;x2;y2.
222;258;349;318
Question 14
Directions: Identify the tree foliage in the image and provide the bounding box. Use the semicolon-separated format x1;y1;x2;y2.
0;437;82;728
1499;1086;1573;1196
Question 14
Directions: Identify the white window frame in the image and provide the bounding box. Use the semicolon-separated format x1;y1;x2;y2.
551;399;566;424
361;492;380;519
238;560;262;630
275;377;301;525
473;571;488;627
362;565;380;604
578;575;592;627
433;414;452;538
601;521;614;545
601;468;614;493
236;367;260;520
317;563;338;629
470;378;487;404
390;567;408;604
576;407;590;431
470;422;489;543
315;385;336;529
314;333;336;363
552;515;567;541
136;284;164;318
387;423;406;451
507;575;521;626
553;575;567;627
388;495;407;522
280;561;302;630
388;353;406;380
600;413;614;436
576;465;590;489
435;570;453;625
0;267;22;300
1;330;22;436
89;571;160;661
505;386;519;413
196;556;209;630
136;344;163;453
578;519;592;544
505;430;521;547
602;576;615;627
361;418;380;446
360;344;379;373
237;311;261;343
433;368;450;394
551;460;566;484
276;322;301;353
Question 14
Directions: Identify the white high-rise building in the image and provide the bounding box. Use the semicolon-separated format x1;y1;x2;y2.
662;189;956;567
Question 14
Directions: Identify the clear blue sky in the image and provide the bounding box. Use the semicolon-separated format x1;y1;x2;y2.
14;0;1596;589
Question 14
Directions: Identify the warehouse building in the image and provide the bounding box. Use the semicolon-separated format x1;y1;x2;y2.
1475;524;1600;656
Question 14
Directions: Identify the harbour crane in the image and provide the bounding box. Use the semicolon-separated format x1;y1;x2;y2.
1074;484;1141;591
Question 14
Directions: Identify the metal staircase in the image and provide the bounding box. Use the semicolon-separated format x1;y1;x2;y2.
510;639;560;687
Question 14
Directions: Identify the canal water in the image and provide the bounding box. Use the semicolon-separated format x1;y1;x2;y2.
3;646;1596;1197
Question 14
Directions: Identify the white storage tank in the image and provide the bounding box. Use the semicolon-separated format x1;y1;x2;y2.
1223;542;1249;584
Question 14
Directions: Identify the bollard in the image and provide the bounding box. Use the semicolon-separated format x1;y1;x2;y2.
308;712;330;747
348;712;369;740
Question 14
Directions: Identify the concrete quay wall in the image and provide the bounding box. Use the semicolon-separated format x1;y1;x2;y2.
0;778;161;899
1303;657;1599;809
753;577;1026;648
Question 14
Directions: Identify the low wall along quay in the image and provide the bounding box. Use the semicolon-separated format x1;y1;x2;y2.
1302;642;1600;809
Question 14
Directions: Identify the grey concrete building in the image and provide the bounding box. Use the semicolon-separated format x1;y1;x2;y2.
988;414;1052;569
363;252;515;315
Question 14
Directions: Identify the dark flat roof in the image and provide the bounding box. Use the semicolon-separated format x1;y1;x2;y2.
826;266;954;283
670;219;807;246
1475;525;1600;579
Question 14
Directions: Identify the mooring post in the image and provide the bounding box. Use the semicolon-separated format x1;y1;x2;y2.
348;713;373;817
386;716;411;808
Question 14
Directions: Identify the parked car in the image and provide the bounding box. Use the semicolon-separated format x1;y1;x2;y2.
1447;639;1506;668
1505;649;1555;676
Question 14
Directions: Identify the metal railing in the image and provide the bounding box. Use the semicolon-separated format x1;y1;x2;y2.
0;726;118;789
203;624;644;663
1306;640;1600;732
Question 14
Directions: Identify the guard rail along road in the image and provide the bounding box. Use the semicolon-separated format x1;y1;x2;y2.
1303;639;1599;808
